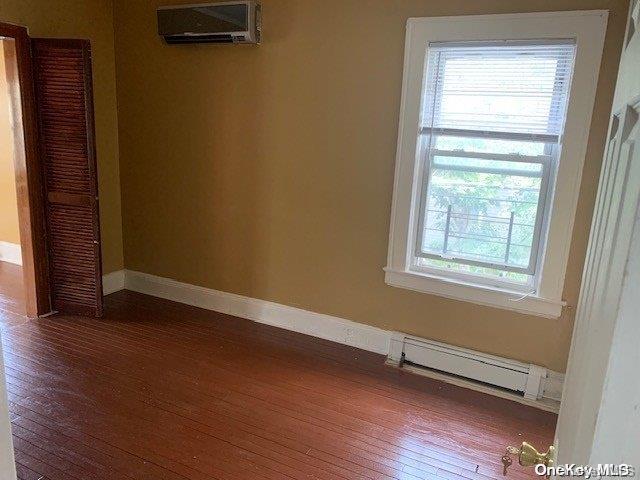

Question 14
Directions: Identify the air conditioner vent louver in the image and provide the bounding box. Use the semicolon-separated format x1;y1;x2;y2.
164;34;235;44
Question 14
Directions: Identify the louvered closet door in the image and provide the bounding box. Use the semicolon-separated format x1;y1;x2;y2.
32;39;103;317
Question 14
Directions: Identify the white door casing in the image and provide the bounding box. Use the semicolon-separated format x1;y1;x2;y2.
555;0;640;467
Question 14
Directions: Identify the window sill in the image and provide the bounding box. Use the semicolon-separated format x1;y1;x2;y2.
383;268;565;318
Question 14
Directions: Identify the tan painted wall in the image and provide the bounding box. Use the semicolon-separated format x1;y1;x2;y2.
0;0;124;273
114;0;629;372
0;42;20;245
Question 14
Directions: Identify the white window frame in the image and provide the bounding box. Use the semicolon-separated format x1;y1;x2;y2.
414;134;554;283
385;11;608;318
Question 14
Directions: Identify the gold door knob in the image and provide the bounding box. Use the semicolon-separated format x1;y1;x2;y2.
508;442;555;468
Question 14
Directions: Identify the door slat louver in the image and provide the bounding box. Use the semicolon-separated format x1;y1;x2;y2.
32;39;103;317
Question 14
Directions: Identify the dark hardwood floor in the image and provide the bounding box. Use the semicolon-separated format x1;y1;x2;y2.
0;288;556;480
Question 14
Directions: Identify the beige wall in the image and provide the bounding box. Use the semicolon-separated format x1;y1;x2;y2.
0;0;124;273
0;42;20;245
114;0;628;372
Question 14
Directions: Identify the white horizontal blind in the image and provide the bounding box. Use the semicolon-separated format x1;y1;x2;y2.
422;41;576;137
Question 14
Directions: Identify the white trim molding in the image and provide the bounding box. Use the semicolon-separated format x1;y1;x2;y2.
0;242;22;266
385;11;608;318
124;270;391;355
385;268;566;318
115;269;563;411
102;270;126;295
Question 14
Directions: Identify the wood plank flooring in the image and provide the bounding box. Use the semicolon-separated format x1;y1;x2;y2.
0;289;556;480
0;261;26;316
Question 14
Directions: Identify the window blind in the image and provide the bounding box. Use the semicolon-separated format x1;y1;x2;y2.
421;41;577;137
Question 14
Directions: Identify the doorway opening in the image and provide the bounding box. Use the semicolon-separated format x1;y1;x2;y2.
0;37;28;316
1;22;104;319
0;26;49;319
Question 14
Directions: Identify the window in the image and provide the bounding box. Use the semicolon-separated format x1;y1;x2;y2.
385;12;608;317
414;41;575;290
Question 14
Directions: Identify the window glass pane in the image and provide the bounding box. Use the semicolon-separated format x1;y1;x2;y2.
420;155;542;270
413;40;576;283
415;257;531;284
432;155;543;175
433;136;546;156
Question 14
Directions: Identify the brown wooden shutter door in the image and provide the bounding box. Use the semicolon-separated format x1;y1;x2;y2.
32;39;103;317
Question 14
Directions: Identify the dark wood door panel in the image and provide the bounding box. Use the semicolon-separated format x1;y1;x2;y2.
32;38;102;317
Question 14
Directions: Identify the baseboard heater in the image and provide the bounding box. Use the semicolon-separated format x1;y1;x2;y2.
387;333;548;400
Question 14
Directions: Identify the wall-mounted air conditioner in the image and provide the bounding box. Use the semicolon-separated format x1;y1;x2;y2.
157;1;261;45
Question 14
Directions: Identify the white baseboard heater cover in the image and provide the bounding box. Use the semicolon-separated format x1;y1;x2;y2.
388;333;547;400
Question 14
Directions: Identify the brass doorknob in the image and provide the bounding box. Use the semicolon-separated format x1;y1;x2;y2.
508;442;555;468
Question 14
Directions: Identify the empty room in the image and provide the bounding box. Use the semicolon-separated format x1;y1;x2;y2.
0;0;638;479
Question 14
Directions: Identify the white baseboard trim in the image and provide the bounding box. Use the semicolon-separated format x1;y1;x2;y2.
112;269;563;410
543;370;565;402
124;270;391;355
102;270;126;295
0;241;22;266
